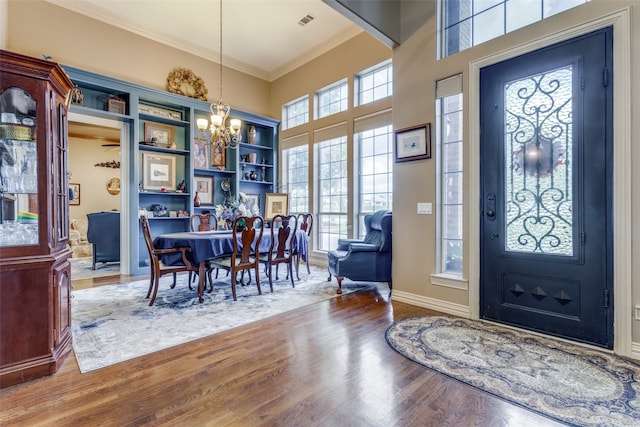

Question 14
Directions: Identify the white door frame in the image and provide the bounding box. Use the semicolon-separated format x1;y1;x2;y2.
68;112;131;275
468;9;632;356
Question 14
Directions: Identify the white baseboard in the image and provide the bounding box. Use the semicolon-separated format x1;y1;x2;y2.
631;342;640;360
391;290;471;319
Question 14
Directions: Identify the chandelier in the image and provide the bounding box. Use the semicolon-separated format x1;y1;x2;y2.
196;0;241;149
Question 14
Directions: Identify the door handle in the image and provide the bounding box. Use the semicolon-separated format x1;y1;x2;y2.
486;193;496;222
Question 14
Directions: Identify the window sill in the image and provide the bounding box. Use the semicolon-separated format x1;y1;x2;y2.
430;273;468;291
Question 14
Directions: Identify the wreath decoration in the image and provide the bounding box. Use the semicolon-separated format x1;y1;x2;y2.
166;68;208;101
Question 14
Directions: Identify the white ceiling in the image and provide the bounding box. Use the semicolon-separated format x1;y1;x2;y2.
47;0;364;82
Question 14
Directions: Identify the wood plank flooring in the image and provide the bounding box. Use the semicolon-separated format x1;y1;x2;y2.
0;274;563;426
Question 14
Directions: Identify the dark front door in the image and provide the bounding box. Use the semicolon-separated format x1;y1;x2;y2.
479;28;613;348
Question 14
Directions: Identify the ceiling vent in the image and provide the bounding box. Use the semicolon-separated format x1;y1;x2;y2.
298;14;315;26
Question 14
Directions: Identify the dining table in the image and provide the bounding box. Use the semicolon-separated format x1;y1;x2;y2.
153;228;309;303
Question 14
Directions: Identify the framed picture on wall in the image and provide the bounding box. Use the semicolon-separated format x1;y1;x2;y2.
395;123;431;162
69;183;80;205
142;152;176;191
210;140;226;170
143;122;174;147
265;193;288;220
194;176;213;205
194;138;207;169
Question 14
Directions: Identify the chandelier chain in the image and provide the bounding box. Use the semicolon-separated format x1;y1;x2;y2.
219;0;223;101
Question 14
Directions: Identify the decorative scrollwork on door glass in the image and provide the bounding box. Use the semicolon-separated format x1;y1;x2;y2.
504;66;574;255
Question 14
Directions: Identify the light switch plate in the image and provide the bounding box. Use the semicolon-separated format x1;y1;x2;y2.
417;202;432;215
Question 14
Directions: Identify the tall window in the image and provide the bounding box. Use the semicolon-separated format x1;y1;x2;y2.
282;144;309;214
356;124;393;238
355;60;393;106
282;95;309;130
315;136;348;251
441;0;588;58
315;79;348;119
436;75;463;275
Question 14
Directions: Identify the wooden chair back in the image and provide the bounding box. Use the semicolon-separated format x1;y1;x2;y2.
231;215;264;270
297;213;313;237
190;213;218;232
270;214;298;263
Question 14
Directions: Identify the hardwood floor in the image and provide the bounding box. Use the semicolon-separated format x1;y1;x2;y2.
1;275;563;426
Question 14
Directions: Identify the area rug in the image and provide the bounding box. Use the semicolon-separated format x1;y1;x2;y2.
385;316;640;426
72;266;369;373
70;256;120;280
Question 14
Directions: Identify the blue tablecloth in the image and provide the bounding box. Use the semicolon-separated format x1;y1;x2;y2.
154;229;308;266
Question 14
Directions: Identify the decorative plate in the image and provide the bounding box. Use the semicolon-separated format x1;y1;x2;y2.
221;180;230;192
166;68;208;101
107;177;120;195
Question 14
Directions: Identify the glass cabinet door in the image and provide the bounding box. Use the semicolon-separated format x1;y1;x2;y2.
0;86;38;246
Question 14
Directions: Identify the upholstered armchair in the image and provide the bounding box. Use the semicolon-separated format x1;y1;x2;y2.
87;211;120;270
327;210;392;294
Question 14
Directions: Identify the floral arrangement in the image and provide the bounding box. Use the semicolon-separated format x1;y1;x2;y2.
215;192;260;229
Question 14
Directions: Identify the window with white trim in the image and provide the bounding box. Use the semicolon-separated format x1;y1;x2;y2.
355;116;393;238
436;75;463;275
355;60;393;106
315;79;348;120
440;0;588;58
282;144;309;214
315;135;348;251
282;95;309;130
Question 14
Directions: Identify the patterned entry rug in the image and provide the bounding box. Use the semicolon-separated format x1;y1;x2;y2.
72;266;369;373
385;316;640;426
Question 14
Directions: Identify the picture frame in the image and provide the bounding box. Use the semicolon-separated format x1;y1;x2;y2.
243;193;260;215
265;193;289;220
139;104;182;120
69;183;80;205
143;122;174;147
194;176;214;205
193;138;207;169
210;140;226;169
142;152;176;191
395;123;431;162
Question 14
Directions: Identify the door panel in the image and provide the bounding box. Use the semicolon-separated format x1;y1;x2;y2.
480;28;613;348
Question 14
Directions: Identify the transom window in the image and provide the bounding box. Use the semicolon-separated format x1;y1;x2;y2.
315;79;348;119
441;0;588;58
282;95;309;130
355;60;393;106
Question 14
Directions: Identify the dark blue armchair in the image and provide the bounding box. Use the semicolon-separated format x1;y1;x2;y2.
327;210;392;294
87;211;120;270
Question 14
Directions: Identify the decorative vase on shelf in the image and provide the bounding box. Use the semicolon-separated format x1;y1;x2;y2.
249;170;257;181
248;125;256;145
260;166;266;182
194;192;201;207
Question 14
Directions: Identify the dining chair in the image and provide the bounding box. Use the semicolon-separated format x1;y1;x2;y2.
260;214;298;291
207;215;264;301
140;216;191;306
289;212;312;280
190;213;218;232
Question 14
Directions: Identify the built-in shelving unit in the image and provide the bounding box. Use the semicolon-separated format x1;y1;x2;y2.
63;66;280;275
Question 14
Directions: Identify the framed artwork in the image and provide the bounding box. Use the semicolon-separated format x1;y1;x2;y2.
210;140;226;169
265;193;289;220
395;123;431;162
143;122;174;147
193;138;207;169
69;183;80;205
243;193;260;215
142;152;176;191
194;176;213;205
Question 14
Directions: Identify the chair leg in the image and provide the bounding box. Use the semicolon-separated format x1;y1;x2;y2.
149;274;161;306
146;268;155;299
187;272;193;290
327;269;332;282
231;270;238;301
305;258;310;275
254;266;262;295
171;272;177;288
296;255;301;280
288;262;295;288
336;276;344;294
268;264;274;292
